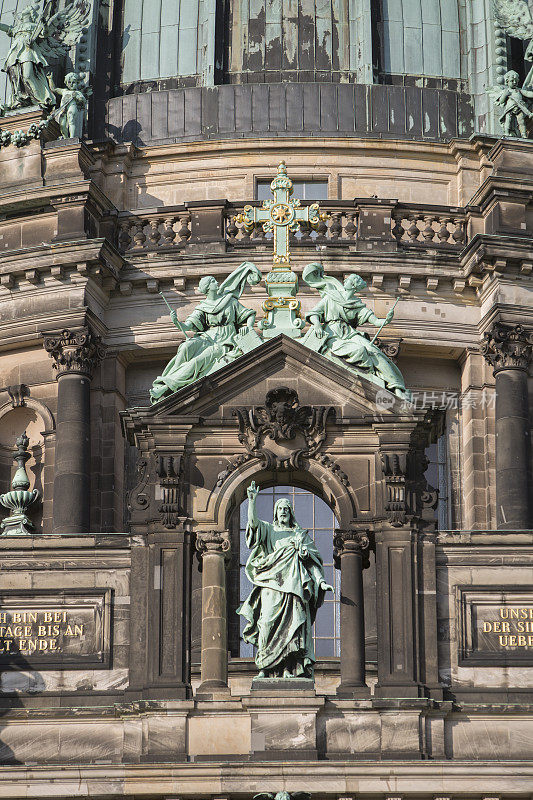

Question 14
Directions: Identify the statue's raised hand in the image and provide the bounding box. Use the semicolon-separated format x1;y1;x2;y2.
247;481;259;501
320;581;334;593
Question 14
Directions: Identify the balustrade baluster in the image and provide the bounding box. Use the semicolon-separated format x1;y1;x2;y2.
422;215;436;243
437;217;452;243
329;211;343;240
118;220;132;251
162;217;177;246
148;218;161;247
391;214;404;243
407;215;420;243
226;214;238;244
344;211;357;240
132;219;147;250
177;212;191;243
452;217;466;245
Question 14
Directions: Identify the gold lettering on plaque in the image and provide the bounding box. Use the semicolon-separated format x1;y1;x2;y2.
481;607;533;650
0;608;86;656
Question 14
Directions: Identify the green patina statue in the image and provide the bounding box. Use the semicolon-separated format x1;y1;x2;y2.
53;70;91;138
301;263;409;399
238;481;333;679
150;165;411;404
150;262;262;403
491;70;533;138
0;0;89;110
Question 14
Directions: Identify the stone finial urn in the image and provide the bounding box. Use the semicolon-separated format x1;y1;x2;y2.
0;432;40;535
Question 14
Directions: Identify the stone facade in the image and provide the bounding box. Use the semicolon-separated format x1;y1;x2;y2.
0;2;530;799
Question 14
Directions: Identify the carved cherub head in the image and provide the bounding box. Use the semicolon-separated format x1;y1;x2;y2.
265;387;298;427
505;69;520;88
64;71;84;91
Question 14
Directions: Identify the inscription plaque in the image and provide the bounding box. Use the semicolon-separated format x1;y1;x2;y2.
458;588;533;666
0;590;111;669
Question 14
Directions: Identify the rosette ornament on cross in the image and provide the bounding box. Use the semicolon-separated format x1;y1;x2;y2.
236;161;325;338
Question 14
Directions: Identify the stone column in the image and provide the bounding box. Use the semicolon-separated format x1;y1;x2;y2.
43;328;104;534
334;529;370;697
196;531;231;698
482;323;533;530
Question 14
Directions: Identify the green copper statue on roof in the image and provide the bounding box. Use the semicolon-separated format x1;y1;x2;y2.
0;0;89;110
150;162;409;403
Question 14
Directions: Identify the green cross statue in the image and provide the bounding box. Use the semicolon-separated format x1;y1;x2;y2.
236;162;323;338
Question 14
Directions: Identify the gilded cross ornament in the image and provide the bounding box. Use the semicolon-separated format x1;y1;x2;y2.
236;161;324;338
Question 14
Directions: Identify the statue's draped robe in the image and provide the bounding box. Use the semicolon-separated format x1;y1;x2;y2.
3;20;57;107
150;262;260;402
303;266;406;393
238;521;327;676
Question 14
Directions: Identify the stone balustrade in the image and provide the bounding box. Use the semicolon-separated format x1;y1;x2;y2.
391;206;467;247
116;200;470;254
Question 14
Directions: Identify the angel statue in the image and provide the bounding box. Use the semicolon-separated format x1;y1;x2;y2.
492;69;533;137
238;481;333;680
301;263;409;399
489;0;533;136
150;262;262;403
53;70;91;138
0;0;89;110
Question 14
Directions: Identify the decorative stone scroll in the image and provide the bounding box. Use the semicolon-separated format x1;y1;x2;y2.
43;327;105;377
333;529;371;569
195;530;231;560
234;386;335;470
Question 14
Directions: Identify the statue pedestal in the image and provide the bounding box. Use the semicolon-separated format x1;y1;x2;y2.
243;689;323;760
251;677;315;694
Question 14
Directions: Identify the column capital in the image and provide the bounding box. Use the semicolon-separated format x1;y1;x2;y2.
482;322;532;374
334;529;371;567
196;531;231;559
43;327;105;378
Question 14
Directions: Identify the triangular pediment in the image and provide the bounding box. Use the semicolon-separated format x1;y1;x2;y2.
131;335;411;422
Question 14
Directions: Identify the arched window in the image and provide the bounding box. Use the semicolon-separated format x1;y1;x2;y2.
230;485;340;659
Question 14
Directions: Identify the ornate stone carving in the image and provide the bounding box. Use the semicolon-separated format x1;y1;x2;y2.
234;386;335;470
0;432;40;535
195;531;231;559
6;383;29;408
333;529;371;568
216;452;253;487
482;322;533;373
375;338;402;362
156;454;184;529
43;328;105;377
380;452;410;527
313;453;350;487
127;456;151;514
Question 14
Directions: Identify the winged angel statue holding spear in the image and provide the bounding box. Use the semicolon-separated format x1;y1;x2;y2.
489;0;533;137
0;0;89;111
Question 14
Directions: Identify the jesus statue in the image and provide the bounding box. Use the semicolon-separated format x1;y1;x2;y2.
238;481;333;679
